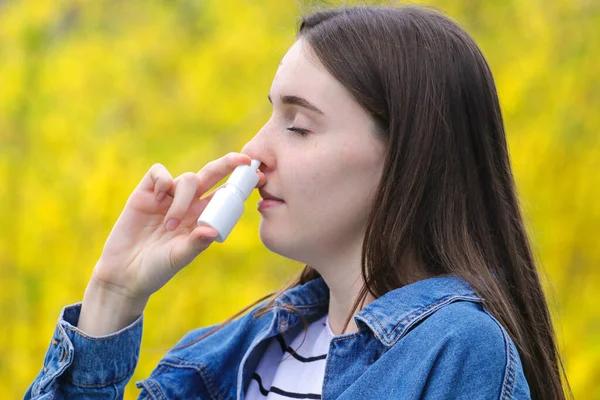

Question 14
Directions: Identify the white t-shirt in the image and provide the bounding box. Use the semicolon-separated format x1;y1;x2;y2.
245;314;335;399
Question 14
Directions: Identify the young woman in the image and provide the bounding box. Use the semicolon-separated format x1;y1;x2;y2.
26;5;570;400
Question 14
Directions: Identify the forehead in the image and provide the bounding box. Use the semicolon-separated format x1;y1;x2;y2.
271;39;351;110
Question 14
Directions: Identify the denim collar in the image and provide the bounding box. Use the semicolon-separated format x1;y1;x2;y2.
272;275;481;347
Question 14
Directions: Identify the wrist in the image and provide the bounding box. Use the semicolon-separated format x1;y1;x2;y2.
78;280;149;336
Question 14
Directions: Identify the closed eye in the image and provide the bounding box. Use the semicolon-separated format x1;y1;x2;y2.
287;126;310;136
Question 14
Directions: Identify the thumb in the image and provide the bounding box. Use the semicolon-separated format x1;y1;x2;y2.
170;227;219;271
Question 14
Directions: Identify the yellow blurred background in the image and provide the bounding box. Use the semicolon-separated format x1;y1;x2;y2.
1;0;598;398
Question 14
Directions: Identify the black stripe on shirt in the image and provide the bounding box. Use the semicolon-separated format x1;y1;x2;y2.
275;334;327;363
252;373;321;399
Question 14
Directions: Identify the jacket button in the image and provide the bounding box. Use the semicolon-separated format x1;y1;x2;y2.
279;320;288;331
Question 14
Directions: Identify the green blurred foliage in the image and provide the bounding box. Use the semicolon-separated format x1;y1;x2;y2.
0;0;597;398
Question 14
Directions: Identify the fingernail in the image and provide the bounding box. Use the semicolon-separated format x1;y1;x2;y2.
156;191;165;201
166;219;179;231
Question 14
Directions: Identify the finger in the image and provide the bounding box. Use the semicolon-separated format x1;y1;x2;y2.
194;152;253;198
185;186;222;221
190;225;220;242
163;172;200;230
169;226;220;271
137;163;174;201
200;185;222;202
256;170;266;188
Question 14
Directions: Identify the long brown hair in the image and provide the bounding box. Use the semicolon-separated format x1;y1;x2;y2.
178;5;571;399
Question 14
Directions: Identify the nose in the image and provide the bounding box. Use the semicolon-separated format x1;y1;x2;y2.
240;124;274;172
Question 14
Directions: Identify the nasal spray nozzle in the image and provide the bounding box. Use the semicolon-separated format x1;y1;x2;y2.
196;159;262;242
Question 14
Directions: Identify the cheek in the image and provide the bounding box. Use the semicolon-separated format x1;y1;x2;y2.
280;136;383;212
339;142;385;202
340;140;383;181
281;145;335;198
290;165;331;201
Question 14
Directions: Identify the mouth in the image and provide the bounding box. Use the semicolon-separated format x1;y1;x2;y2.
258;188;284;202
257;198;284;211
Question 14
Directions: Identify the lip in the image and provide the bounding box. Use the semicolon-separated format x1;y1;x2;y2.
258;188;284;202
257;198;284;211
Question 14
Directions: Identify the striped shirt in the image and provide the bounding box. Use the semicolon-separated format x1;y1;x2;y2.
245;314;335;399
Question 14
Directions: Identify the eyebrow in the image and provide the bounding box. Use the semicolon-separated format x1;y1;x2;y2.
268;94;324;115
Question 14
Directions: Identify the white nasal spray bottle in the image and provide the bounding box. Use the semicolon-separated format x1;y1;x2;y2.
196;159;261;242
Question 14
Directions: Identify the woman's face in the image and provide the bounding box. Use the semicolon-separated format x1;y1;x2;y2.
241;38;386;266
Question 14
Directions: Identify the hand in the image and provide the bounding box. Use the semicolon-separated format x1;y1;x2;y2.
88;152;265;304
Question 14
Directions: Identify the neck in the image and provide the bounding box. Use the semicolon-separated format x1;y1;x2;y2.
311;244;425;336
326;274;374;335
309;239;374;336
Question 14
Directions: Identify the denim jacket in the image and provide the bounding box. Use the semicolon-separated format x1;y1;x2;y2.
25;275;531;399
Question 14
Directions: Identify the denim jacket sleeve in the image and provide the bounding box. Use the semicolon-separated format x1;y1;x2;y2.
24;302;143;400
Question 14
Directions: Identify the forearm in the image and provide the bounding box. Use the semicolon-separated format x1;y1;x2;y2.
78;279;148;336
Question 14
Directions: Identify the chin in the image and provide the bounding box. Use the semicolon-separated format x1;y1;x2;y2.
259;224;285;254
258;223;306;263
